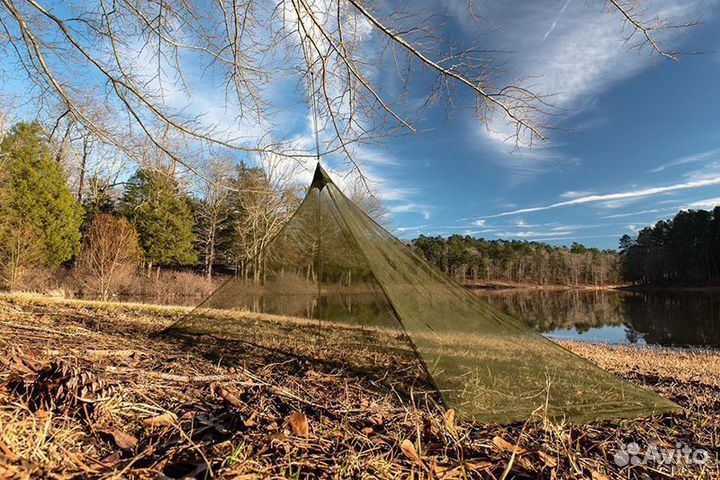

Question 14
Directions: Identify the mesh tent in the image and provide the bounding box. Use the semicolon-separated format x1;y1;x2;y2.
168;164;678;424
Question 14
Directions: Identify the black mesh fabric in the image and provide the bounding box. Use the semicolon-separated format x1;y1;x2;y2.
168;164;679;423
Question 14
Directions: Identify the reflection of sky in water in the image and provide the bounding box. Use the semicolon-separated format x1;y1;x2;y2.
483;290;720;348
543;326;647;345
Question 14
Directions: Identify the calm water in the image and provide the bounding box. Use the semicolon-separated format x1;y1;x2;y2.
479;289;720;347
94;288;720;347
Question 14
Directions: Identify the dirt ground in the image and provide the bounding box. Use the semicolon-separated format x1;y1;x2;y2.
0;293;718;479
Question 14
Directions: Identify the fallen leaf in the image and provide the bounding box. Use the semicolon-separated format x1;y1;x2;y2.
10;357;34;374
180;411;196;421
492;436;526;455
110;430;137;450
400;439;422;464
443;408;456;429
464;460;493;471
430;458;450;477
214;384;243;408
143;412;176;427
538;451;557;468
269;432;287;442
244;417;258;428
287;412;309;436
99;451;121;466
591;471;609;480
0;439;17;460
516;456;536;472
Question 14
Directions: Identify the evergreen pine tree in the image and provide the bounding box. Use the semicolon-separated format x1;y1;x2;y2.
120;168;198;267
0;122;83;266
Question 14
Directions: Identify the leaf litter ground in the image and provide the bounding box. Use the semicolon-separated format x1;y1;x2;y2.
0;293;718;479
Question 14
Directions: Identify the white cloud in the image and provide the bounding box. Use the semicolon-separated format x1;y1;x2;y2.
542;0;573;43
483;176;720;218
601;208;675;219
466;0;715;176
648;147;720;173
685;197;720;209
497;230;573;238
527;233;622;242
560;190;595;199
597;197;647;209
684;160;720;181
388;203;432;220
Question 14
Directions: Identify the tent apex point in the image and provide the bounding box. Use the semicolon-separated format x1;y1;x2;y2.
310;163;333;191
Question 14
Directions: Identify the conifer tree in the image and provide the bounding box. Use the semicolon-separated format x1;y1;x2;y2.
0;122;83;267
120;168;197;268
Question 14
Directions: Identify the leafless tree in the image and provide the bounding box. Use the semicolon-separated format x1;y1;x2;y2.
229;155;301;281
0;106;10;144
345;177;388;225
0;0;695;184
196;157;235;279
0;220;42;290
75;213;140;300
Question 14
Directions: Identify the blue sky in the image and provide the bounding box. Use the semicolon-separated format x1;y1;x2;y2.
348;0;720;249
2;0;719;250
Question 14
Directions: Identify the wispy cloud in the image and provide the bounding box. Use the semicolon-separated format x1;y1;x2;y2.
685;197;720;209
466;0;713;177
648;147;720;173
597;197;719;220
560;190;595;199
541;0;573;43
528;234;622;242
497;230;573;238
601;208;676;219
483;176;720;218
389;203;432;220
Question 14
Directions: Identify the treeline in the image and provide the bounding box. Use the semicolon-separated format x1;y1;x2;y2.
619;207;720;286
0;121;298;299
411;235;621;286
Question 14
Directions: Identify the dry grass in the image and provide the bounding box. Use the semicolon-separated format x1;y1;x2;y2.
0;293;718;479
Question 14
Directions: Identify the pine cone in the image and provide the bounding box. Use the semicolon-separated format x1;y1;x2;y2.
6;360;116;415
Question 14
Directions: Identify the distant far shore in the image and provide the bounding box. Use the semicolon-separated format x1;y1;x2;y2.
464;280;720;294
465;280;621;292
615;284;720;293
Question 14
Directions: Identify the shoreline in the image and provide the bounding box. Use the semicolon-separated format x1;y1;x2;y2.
465;281;720;294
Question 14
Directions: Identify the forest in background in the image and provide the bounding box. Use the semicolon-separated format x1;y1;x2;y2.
1;121;718;300
619;208;720;286
411;207;720;288
411;236;622;287
0;121;302;300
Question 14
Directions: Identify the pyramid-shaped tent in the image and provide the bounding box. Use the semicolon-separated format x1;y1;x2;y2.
169;164;678;423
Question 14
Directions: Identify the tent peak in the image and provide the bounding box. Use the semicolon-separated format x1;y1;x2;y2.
310;163;333;190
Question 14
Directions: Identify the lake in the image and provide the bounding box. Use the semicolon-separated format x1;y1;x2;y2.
99;287;720;348
478;289;720;348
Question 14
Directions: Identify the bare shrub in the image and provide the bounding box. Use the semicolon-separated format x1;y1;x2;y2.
115;269;225;303
75;214;140;301
0;221;44;290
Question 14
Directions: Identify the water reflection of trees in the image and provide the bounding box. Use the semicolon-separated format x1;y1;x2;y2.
480;290;626;333
481;290;720;347
622;292;720;347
